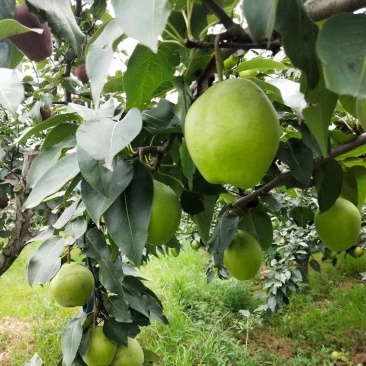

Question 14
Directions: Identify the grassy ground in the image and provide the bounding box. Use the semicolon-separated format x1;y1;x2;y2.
1;245;366;365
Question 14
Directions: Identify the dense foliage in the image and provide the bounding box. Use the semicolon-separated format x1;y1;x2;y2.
0;0;366;364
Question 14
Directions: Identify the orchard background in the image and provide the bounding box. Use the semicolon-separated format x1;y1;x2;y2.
1;0;366;365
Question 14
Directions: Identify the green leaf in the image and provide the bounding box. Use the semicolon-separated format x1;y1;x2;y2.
277;139;314;187
26;236;65;286
17;113;82;144
235;58;286;73
84;227;111;261
0;39;11;67
103;295;131;323
77;147;134;197
112;0;170;53
238;206;273;251
243;0;278;43
103;75;124;94
104;161;153;266
356;97;366;130
208;213;239;266
23;152;80;209
64;220;87;240
339;95;357;118
103;319;131;347
289;207;314;228
62;313;86;366
0;18;44;40
275;0;319;89
99;258;125;297
0;0;15;20
317;14;366;97
86;19;124;108
42;123;78;150
142;99;181;130
124;43;180;110
27;0;85;53
53;200;80;230
342;166;366;210
0;68;24;115
76;108;142;170
179;138;195;183
303;77;337;157
314;159;343;212
173;76;192;123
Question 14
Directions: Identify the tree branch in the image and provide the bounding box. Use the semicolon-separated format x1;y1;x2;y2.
201;0;235;29
305;0;366;22
0;152;38;277
231;133;366;210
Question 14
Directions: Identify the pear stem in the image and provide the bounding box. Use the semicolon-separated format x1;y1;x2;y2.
214;35;224;82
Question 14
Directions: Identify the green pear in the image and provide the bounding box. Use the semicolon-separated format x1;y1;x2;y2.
111;337;144;366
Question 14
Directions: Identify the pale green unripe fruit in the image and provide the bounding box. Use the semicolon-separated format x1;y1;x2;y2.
49;262;94;307
224;231;263;281
315;198;361;252
82;327;117;366
111;337;144;366
147;180;182;246
184;78;280;188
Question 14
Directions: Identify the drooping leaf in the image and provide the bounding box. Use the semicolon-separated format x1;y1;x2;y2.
23;152;80;209
314;159;343;212
317;14;366;97
242;0;278;43
124;43;180;110
0;68;24;115
76;108;142;170
238;205;273;251
302;76;338;157
77;147;134;197
0;39;11;67
275;0;319;89
26;236;65;286
27;0;85;53
191;195;217;244
104;161;153;266
62;313;86;366
86;19;124;108
53;200;80;230
208;213;239;266
112;0;170;53
277;138;314;187
103;295;131;323
289;207;314;228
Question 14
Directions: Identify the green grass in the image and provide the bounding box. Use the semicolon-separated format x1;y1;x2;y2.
1;244;366;365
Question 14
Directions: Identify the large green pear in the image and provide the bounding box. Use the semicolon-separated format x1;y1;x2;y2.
82;327;117;366
315;197;361;252
184;78;280;188
111;337;144;366
49;262;94;307
224;230;263;281
147;180;181;246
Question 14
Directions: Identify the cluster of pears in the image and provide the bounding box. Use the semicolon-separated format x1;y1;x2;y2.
9;5;52;62
184;78;280;279
82;327;144;366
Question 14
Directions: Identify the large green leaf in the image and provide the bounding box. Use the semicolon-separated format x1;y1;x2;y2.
242;0;278;43
0;68;24;115
27;0;85;53
124;43;180;110
23;152;80;209
112;0;170;53
76;108;142;170
62;314;86;366
42;123;78;150
104;161;153;266
317;14;366;97
26;236;65;286
275;0;319;89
